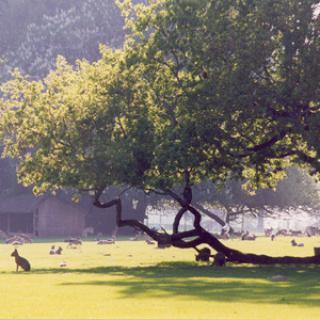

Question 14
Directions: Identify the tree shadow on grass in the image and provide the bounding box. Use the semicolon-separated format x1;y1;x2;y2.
29;262;320;307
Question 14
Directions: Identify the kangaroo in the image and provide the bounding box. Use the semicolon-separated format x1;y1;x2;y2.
11;249;31;272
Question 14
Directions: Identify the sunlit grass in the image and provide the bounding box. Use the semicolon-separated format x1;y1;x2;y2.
0;237;320;319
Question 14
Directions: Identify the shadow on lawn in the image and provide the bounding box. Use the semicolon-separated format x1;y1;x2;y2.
31;262;320;307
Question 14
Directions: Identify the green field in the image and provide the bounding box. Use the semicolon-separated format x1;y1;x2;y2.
1;237;320;319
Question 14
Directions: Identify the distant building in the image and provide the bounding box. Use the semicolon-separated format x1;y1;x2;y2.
0;193;86;237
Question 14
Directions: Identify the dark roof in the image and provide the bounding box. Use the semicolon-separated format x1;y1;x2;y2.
0;193;42;214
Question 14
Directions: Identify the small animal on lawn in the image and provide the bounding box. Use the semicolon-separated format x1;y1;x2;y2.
157;242;171;249
213;252;226;267
195;248;211;262
291;239;304;247
49;245;55;255
60;261;67;267
65;238;82;245
55;246;63;255
11;249;31;272
97;239;115;245
241;231;256;241
65;238;82;248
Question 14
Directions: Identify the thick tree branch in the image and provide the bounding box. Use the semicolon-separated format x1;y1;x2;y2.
239;130;288;158
173;207;187;233
93;194;320;265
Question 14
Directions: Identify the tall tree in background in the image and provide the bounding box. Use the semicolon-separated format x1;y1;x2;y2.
0;0;126;198
0;0;320;264
194;167;320;229
0;1;75;72
3;0;124;79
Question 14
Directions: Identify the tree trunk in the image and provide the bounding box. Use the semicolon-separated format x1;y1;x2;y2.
257;213;264;233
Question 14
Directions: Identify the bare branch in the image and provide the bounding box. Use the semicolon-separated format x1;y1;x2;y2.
193;203;226;226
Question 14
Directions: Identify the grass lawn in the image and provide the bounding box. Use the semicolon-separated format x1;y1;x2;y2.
0;237;320;319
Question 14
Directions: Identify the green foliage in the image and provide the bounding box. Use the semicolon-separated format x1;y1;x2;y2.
121;0;320;187
0;48;155;193
0;0;319;199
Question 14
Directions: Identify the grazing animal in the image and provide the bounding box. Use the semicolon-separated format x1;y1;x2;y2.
276;229;289;236
157;242;171;249
55;246;63;254
241;231;256;241
194;248;226;266
60;261;67;267
97;239;115;245
49;245;55;255
213;252;226;267
65;238;82;249
11;249;31;272
64;238;82;245
291;239;304;247
195;248;211;262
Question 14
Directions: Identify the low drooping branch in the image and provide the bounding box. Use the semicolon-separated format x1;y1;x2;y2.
93;198;162;241
93;195;320;265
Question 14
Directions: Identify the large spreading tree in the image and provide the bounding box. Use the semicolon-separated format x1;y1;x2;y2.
0;0;319;264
